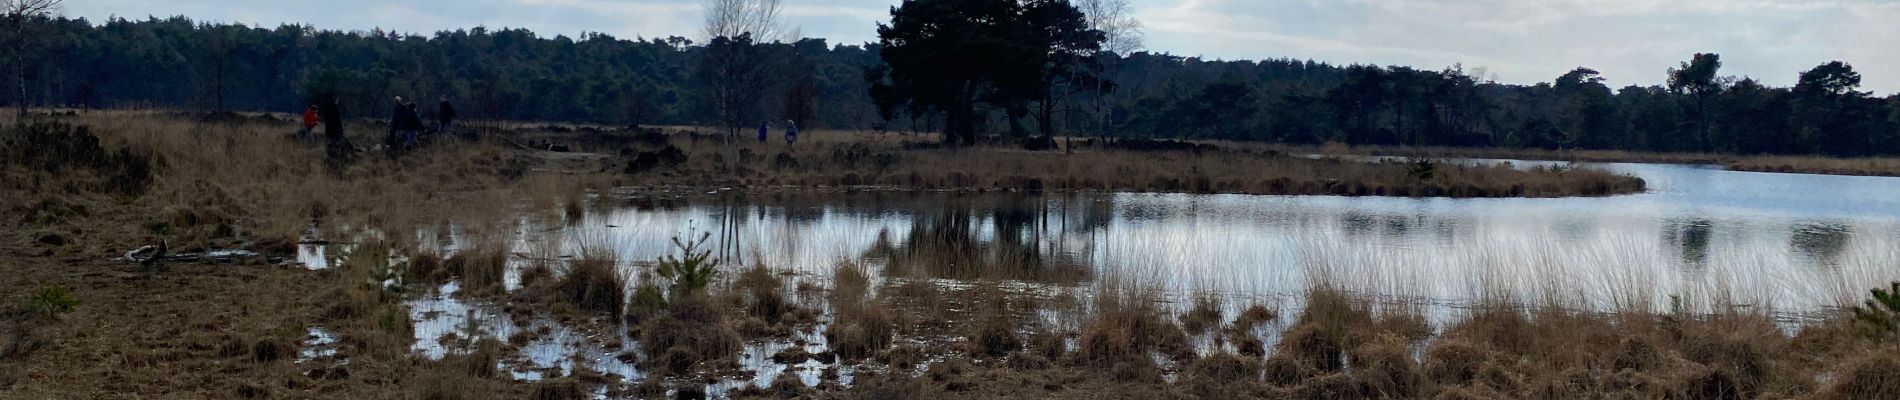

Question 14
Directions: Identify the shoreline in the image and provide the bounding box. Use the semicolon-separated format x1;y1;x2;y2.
1260;142;1900;178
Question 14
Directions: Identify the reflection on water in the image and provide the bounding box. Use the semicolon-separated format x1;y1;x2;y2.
1663;218;1714;267
558;162;1900;314
1792;223;1853;269
407;281;640;381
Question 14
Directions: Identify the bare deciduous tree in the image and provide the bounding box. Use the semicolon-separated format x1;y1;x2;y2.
703;0;784;43
700;0;784;143
1078;0;1142;55
3;0;60;119
1076;0;1142;140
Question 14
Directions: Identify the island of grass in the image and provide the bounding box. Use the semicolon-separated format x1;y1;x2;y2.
1294;143;1900;178
505;123;1649;199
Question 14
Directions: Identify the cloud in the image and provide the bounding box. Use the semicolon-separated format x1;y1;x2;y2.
1138;0;1900;93
66;0;1900;93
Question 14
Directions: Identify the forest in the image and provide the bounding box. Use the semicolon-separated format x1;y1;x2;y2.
12;14;1900;156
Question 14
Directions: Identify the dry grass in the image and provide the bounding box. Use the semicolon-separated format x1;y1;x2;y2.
1074;278;1192;367
5;111;1896;398
556;127;1649;198
1296;142;1728;165
637;294;741;376
1729;155;1900;177
825;262;898;361
0;111;545;398
443;234;511;295
557;259;626;317
1286;141;1900;178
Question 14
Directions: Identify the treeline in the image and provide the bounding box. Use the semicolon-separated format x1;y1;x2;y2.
1110;56;1900;156
32;16;883;129
15;16;1900;156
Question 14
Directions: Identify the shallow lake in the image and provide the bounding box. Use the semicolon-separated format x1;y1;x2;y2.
509;160;1900;316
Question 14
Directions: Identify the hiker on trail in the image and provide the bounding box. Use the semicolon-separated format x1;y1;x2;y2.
758;121;769;143
320;96;350;165
320;97;344;144
403;103;423;148
785;120;798;146
300;105;320;142
436;95;456;135
387;97;409;155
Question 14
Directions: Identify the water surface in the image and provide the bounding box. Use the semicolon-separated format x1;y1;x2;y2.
560;161;1900;314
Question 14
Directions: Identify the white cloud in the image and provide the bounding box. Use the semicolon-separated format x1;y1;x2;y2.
1139;0;1900;93
65;0;1900;93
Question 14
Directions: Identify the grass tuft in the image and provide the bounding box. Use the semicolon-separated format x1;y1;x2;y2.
22;284;78;319
637;295;740;375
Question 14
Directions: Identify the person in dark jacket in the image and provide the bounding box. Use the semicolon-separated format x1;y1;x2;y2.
387;97;411;155
436;95;456;135
403;102;423;148
320;96;344;143
758;121;769;143
319;96;350;165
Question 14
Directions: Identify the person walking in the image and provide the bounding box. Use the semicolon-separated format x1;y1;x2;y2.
436;95;456;136
403;102;423;149
784;120;798;146
757;121;769;143
300;105;321;142
319;96;350;166
386;97;407;157
320;97;344;144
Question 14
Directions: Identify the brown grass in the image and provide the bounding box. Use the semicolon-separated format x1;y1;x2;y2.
1074;279;1192;367
825;263;900;362
444;235;510;295
5;111;1896;398
1729;155;1900;177
0;111;545;398
571;128;1648;198
637;294;741;376
556;228;627;316
1288;141;1900;178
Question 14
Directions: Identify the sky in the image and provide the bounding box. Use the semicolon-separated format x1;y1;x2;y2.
67;0;1900;94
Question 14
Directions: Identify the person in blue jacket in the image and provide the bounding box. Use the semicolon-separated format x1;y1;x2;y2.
758;121;769;143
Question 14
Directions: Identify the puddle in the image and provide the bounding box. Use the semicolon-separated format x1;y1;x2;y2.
708;322;846;396
297;327;340;363
406;281;640;382
296;243;332;270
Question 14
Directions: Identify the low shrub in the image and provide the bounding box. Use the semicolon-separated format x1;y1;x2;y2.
1851;282;1900;339
2;122;154;196
23;284;78;319
657;233;719;295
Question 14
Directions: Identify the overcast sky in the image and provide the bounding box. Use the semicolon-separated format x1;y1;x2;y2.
67;0;1900;93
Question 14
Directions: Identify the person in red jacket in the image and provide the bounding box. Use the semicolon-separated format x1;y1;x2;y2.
300;105;321;142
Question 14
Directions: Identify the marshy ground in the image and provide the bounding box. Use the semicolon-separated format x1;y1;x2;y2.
2;111;1896;399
